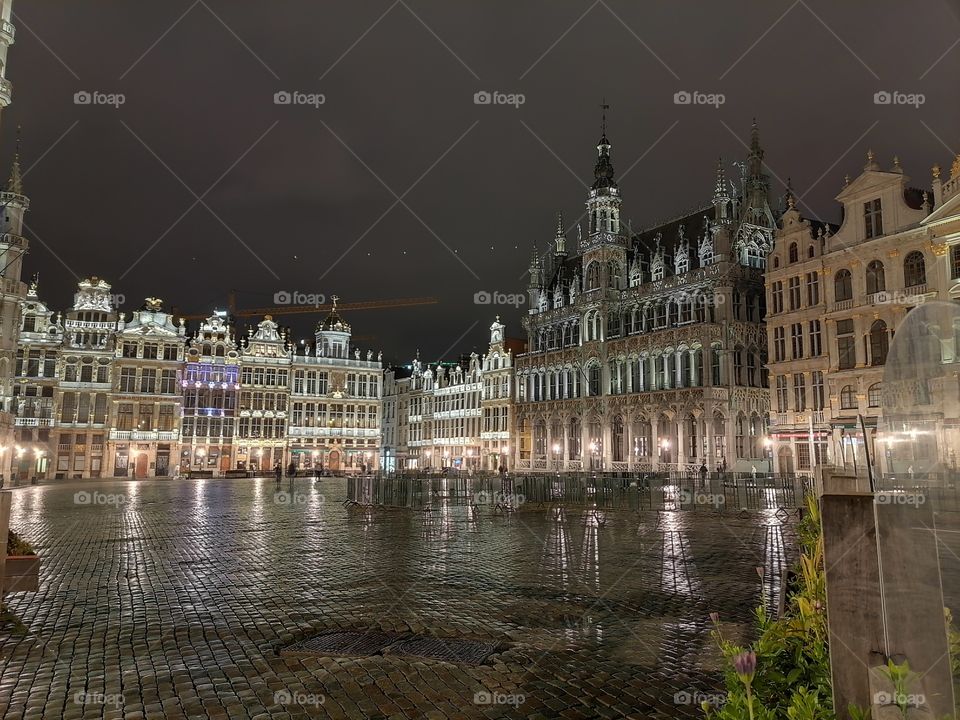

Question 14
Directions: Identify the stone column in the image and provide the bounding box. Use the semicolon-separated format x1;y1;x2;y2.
625;358;633;393
562;420;569;470
626;419;634;471
638;357;645;392
675;349;683;388
704;406;715;471
690;349;699;387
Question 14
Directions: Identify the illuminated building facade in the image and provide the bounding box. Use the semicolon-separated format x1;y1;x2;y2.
514;122;774;472
179;313;240;475
107;299;185;478
287;300;382;474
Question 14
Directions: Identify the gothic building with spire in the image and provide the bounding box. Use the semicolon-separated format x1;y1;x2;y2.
514;120;775;472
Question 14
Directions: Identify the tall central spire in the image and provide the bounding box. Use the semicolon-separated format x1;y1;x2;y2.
592;101;617;191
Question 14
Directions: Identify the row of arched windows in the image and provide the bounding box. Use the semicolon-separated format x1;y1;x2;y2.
834;251;926;302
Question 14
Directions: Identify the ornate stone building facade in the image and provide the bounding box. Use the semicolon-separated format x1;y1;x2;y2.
287;301;382;474
768;151;960;475
179;313;241;475
108;299;185;478
50;279;118;479
480;317;513;471
514;123;774;472
237;316;290;473
382;318;513;472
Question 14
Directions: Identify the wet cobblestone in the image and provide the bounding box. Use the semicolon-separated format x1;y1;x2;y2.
1;478;797;719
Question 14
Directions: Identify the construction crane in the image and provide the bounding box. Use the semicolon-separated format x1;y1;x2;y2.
173;291;439;322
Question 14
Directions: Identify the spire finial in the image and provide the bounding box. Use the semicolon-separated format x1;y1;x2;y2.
331;294;339;309
600;98;609;138
6;125;23;195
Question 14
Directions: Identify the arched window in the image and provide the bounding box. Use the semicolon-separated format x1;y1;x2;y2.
773;256;780;268
588;364;601;396
742;243;765;269
612;416;624;462
808;245;816;258
788;242;798;263
834;269;853;301
840;385;857;410
869;319;889;366
866;260;885;295
904;251;926;288
868;383;882;408
568;417;581;459
586;262;601;291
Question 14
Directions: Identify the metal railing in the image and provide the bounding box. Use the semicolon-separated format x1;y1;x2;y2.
347;472;812;513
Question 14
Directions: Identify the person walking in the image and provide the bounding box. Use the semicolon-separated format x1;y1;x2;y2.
274;462;282;485
287;460;297;480
699;462;707;487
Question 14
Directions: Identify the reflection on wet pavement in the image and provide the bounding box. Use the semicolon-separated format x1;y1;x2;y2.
0;478;796;719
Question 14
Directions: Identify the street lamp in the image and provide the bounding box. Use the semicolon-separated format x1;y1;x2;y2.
552;443;561;472
425;449;432;472
763;436;773;473
660;438;671;469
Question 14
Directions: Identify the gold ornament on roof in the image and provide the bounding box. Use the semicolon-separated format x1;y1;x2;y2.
951;154;960;181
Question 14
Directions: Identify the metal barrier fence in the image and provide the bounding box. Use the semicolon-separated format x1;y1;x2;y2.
347;473;813;513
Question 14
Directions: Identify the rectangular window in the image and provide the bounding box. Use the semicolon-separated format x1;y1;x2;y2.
837;319;856;370
864;198;883;239
953;245;960;280
788;277;801;310
791;323;804;360
793;373;806;411
774;327;786;362
776;376;788;412
158;405;175;431
806;272;820;306
159;369;177;394
771;282;783;314
117;403;134;431
140;370;156;394
163;345;178;361
809;320;822;356
119;367;137;393
142;344;159;360
812;371;825;411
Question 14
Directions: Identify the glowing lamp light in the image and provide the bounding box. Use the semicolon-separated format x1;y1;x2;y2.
552;443;561;453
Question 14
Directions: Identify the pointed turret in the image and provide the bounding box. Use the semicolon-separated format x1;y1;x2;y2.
584;104;623;245
713;156;731;222
6;150;22;195
553;212;567;257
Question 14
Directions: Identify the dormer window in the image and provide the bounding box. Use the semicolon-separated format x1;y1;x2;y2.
864;198;883;239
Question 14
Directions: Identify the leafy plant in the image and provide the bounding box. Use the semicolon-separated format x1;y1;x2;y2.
6;529;35;556
706;493;834;719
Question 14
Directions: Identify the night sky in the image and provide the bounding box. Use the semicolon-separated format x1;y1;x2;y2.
5;1;960;364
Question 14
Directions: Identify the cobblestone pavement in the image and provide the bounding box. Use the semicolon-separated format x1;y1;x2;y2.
0;478;797;719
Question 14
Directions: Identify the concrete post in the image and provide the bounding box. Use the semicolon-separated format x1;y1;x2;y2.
820;470;955;719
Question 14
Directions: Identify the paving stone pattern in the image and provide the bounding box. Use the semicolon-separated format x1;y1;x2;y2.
0;478;797;719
